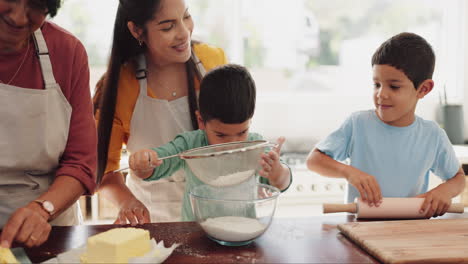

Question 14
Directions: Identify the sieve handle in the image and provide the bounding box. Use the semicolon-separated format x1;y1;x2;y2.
264;143;279;149
158;153;181;160
268;137;285;153
265;142;282;153
112;154;180;173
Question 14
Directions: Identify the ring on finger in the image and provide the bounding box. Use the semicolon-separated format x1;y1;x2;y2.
30;235;38;241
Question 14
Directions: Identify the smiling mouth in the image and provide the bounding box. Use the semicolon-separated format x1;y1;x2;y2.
173;42;189;50
1;16;27;32
379;104;392;109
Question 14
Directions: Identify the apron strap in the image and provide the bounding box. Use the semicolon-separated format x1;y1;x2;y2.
191;52;206;78
135;54;148;98
32;29;57;89
134;51;207;98
191;52;206;101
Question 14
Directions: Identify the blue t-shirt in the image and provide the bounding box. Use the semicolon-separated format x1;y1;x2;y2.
316;110;460;203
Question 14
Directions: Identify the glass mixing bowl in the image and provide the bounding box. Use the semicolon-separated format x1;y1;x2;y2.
189;183;280;246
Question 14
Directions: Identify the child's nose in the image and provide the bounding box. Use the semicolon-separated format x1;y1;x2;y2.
377;86;390;99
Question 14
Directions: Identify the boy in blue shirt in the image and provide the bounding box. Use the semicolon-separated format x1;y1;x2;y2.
129;64;292;221
307;32;465;218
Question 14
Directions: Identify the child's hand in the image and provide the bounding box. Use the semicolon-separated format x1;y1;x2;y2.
416;186;452;218
346;167;382;207
259;137;290;190
129;149;162;179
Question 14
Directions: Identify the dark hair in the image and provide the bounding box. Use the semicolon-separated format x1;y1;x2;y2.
31;0;61;17
371;32;435;89
199;64;256;124
45;0;61;17
95;0;201;184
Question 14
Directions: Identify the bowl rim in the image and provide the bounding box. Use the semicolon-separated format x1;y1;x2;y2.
179;140;270;159
189;183;281;202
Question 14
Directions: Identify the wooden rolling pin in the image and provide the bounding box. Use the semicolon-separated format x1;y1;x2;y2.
323;197;465;219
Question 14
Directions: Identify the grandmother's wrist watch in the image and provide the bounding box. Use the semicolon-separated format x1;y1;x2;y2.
34;199;55;216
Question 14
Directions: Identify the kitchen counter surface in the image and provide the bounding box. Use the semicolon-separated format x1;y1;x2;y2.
10;213;468;263
453;144;468;164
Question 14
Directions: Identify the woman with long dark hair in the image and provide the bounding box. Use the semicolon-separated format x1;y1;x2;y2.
95;0;227;224
0;0;96;247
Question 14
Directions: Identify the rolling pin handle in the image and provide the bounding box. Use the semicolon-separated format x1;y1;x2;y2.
323;203;358;214
447;203;465;214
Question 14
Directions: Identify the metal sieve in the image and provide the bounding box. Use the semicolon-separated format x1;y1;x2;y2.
180;140;274;187
116;140;274;187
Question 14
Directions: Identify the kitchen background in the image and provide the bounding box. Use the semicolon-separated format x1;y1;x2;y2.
51;0;468;222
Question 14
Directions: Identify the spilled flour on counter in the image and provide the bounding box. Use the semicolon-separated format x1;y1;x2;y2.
208;170;255;187
200;216;266;242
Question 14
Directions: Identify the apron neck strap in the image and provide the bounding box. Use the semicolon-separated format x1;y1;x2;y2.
191;52;206;79
33;29;57;88
134;51;207;98
191;52;205;101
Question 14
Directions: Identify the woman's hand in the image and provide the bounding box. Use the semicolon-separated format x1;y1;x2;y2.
129;149;162;179
114;198;151;225
259;137;291;190
0;203;51;248
345;167;382;207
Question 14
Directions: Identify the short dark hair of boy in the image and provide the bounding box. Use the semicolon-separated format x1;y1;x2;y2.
371;32;435;89
199;64;256;124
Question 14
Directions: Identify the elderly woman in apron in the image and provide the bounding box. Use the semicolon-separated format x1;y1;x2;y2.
0;0;97;248
94;0;227;225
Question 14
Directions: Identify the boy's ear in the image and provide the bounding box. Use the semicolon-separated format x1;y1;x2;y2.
196;110;205;130
416;79;434;99
127;21;144;44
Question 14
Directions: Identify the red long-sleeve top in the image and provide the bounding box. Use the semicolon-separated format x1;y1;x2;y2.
0;21;97;194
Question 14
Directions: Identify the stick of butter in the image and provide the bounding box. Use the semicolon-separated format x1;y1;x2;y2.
0;247;20;264
81;228;151;263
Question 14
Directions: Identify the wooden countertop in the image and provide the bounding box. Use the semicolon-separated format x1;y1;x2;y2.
9;213;468;263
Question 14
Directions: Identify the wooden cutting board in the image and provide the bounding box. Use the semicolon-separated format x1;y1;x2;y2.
338;218;468;264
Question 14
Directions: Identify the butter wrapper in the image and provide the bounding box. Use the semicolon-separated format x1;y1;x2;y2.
129;239;179;264
42;239;178;264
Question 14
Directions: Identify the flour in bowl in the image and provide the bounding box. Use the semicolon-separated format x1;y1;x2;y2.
200;216;266;242
208;169;255;187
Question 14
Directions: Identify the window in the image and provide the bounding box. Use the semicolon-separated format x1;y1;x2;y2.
52;0;466;141
188;0;467;141
53;0;465;98
52;0;118;92
189;0;465;97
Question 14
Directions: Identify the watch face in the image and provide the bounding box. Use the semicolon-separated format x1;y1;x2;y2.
43;201;54;213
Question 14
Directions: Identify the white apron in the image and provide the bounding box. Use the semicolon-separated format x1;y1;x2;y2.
0;29;81;227
126;53;206;222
